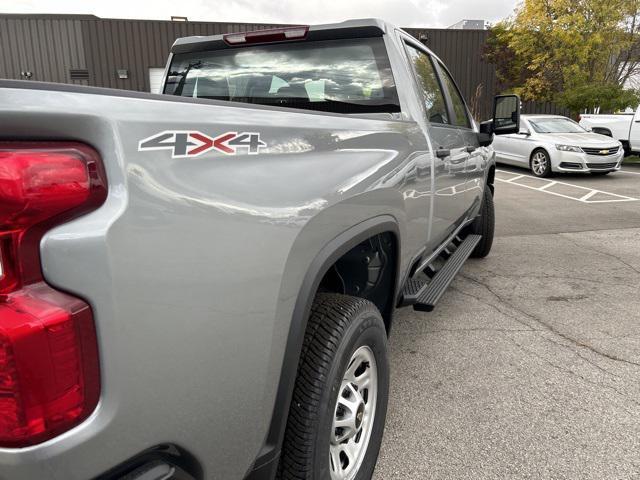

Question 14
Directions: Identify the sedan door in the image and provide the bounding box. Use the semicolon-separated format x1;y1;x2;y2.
492;121;533;168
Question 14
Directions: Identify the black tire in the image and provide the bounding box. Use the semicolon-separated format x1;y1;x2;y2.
469;186;495;258
279;293;389;480
590;171;611;176
530;149;553;177
622;141;632;157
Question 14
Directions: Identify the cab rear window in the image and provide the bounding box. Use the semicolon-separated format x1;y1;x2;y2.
164;37;400;114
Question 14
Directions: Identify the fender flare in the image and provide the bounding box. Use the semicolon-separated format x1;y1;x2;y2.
485;157;496;196
245;215;401;480
591;127;613;137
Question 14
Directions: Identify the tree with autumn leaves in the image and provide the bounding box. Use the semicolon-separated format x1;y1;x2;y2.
486;0;640;113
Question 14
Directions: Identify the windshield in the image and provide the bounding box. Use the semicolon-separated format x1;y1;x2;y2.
164;37;400;114
528;118;586;133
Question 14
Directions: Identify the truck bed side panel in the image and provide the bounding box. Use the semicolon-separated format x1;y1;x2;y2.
0;86;430;480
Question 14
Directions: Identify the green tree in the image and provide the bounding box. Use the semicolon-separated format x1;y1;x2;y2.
485;0;640;113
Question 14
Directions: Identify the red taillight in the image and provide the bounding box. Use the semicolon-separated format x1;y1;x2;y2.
0;284;100;447
0;142;105;447
223;26;309;45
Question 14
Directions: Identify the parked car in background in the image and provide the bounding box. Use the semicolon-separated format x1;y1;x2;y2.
493;115;624;177
579;106;640;156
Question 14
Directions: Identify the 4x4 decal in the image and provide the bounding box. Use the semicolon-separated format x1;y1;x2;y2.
138;131;266;158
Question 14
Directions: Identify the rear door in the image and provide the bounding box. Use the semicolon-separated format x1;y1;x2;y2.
492;132;527;166
403;41;470;245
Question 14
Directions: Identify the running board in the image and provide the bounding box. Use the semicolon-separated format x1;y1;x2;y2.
401;234;481;312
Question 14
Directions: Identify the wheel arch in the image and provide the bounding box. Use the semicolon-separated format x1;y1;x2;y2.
621;140;632;156
244;215;401;480
487;163;496;195
591;127;613;137
530;146;551;170
530;146;550;158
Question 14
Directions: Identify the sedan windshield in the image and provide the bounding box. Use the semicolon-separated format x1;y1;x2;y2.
528;118;586;134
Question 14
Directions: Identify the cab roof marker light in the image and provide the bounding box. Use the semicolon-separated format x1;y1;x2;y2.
283;27;308;39
223;26;309;45
224;33;246;44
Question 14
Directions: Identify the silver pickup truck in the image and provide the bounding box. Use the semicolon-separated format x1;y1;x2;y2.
0;19;519;480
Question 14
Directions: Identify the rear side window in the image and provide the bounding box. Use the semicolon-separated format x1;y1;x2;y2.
438;65;472;128
165;38;400;114
404;44;449;125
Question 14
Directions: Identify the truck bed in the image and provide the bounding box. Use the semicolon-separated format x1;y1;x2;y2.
0;79;423;479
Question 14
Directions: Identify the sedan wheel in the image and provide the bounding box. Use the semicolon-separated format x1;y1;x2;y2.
530;150;552;177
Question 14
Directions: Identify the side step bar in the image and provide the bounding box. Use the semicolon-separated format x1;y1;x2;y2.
401;234;481;312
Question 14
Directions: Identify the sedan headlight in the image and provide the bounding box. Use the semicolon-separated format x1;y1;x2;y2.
556;145;582;153
556;144;583;153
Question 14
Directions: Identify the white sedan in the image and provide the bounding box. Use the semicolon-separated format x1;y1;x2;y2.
492;115;624;177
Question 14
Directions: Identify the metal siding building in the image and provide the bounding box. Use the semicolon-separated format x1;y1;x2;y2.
80;17;285;91
406;28;497;117
0;14;567;119
0;16;89;85
404;28;568;118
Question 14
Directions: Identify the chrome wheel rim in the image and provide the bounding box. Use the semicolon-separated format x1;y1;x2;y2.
329;346;378;480
532;152;548;176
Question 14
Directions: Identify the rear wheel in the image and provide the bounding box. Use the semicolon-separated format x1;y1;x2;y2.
279;293;389;480
530;149;552;177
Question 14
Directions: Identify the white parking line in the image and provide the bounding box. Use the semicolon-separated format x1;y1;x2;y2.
619;169;640;175
579;190;598;202
496;169;639;203
538;181;556;190
503;174;525;183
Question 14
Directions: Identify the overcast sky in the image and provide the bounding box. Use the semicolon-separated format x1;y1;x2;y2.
2;0;518;28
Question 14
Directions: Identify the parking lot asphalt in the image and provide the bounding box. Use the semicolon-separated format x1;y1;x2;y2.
374;163;640;479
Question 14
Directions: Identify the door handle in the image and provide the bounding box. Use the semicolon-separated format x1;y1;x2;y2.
435;148;451;158
466;145;477;153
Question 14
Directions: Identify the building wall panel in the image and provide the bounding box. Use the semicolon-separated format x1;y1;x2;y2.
79;18;283;92
405;27;568;119
0;15;568;118
0;17;88;84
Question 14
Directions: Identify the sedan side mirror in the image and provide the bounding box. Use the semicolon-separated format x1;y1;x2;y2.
493;94;521;135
